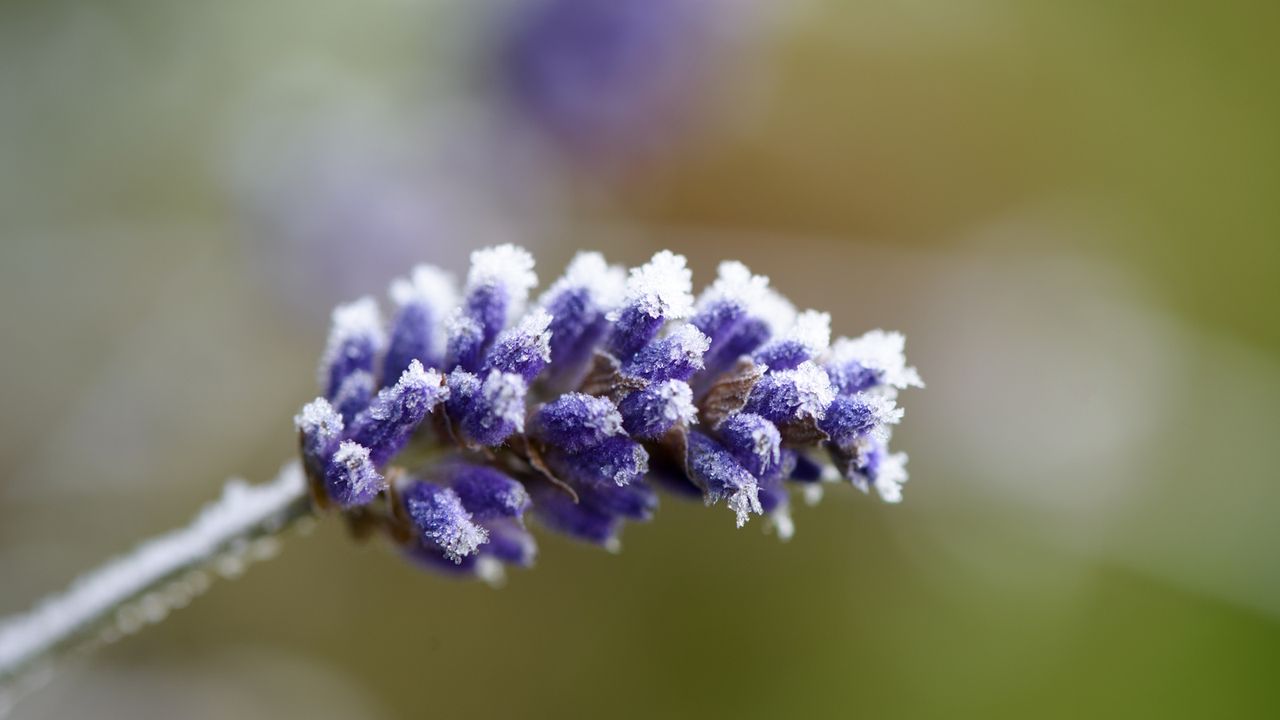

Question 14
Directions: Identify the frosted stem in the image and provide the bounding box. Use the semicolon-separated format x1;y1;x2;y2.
0;462;314;713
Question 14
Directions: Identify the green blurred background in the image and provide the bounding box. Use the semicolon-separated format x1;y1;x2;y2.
2;0;1278;717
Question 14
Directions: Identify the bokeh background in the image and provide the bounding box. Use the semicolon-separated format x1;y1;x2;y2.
2;0;1278;717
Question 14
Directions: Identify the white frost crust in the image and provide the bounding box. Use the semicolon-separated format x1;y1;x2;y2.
331;441;383;496
874;452;909;504
829;329;924;390
754;286;797;336
540;251;627;312
582;396;625;437
856;391;905;442
696;261;797;334
655;380;698;426
293;397;344;442
665;323;712;356
446;307;484;344
390;264;458;313
481;370;528;433
774;361;836;421
619;250;694;320
503;308;553;363
318;297;386;386
466;244;538;323
785;310;832;355
332;439;372;466
395;359;441;395
429;489;489;563
748;420;781;469
0;462;308;674
727;482;764;528
368;361;445;422
697;261;768;311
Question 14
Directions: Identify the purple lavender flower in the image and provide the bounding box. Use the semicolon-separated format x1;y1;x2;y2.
325;441;386;508
493;0;720;163
347;360;448;466
531;393;624;453
536;252;625;391
447;245;538;371
482;308;553;382
717;412;781;479
294;245;921;581
605;250;694;361
383;265;458;383
319;298;386;401
617;380;696;440
402;481;489;564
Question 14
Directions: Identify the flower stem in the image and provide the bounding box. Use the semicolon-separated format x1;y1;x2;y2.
0;462;315;715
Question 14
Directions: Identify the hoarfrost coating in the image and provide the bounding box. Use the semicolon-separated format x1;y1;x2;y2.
300;246;922;579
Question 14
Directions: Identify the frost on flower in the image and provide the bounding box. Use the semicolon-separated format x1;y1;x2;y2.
483;308;553;382
755;309;831;371
385;264;457;380
606;250;694;360
319;297;386;399
293;244;922;581
537;252;626;390
619;249;694;320
827;329;924;394
325;441;386;508
403;482;489;563
466;244;538;318
744;361;836;424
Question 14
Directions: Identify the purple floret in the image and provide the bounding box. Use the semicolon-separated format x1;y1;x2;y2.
717;412;781;479
447;464;531;521
685;431;763;527
402;481;489;563
347;361;448;466
532;393;623;453
324;441;386;508
618;380;695;440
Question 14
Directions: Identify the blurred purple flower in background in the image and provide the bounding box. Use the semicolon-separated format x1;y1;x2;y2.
490;0;772;168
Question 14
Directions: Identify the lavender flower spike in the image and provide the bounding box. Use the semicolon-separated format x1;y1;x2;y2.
286;244;919;580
